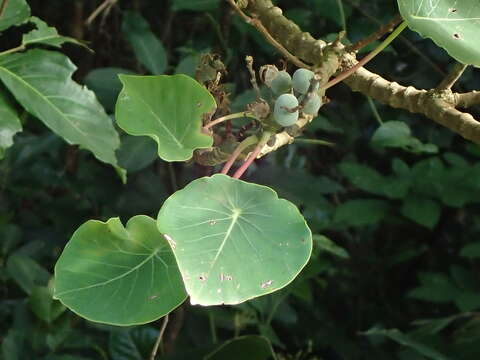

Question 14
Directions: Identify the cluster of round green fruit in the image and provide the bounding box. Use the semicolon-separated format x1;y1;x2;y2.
265;68;323;127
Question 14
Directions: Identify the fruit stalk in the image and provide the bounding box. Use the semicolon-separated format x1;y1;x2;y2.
232;131;272;179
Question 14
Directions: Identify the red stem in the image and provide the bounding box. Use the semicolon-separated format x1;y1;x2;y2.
232;141;263;179
221;135;258;175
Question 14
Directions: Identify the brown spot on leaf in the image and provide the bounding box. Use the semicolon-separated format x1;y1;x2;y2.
453;33;462;40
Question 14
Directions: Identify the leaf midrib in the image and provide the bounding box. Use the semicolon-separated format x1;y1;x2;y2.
55;248;160;297
133;90;184;149
0;66;90;141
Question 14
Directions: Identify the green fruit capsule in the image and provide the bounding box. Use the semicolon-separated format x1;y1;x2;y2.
302;93;322;115
274;94;299;126
270;71;292;94
292;68;316;94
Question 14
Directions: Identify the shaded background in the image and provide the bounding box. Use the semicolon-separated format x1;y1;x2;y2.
2;0;480;359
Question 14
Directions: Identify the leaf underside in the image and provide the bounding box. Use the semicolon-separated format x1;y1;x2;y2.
398;0;480;66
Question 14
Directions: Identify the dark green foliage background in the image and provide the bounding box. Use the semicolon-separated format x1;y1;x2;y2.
2;0;480;359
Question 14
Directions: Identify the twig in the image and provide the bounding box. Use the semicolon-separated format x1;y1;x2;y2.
205;12;229;56
0;44;25;57
204;111;256;130
437;62;468;90
343;0;445;76
366;96;383;125
295;138;335;146
245;55;261;98
0;0;9;20
168;163;178;192
335;0;347;33
322;21;407;91
232;132;271;179
150;314;169;360
85;0;117;26
208;310;218;344
221;135;258;175
347;14;402;52
227;0;311;69
164;305;185;355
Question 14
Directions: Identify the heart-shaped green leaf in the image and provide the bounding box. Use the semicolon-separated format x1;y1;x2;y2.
54;215;187;325
116;74;215;162
0;49;122;170
0;92;22;159
157;174;312;306
0;0;30;31
398;0;480;66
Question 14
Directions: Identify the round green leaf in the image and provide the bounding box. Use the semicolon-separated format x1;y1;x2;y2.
157;174;312;306
54;215;187;325
115;74;215;162
398;0;480;66
371;121;412;148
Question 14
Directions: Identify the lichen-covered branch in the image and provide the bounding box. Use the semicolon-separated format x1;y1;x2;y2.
239;0;326;65
455;91;480;108
342;55;480;143
235;0;480;145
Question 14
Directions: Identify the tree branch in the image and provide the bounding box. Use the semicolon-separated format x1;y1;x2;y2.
347;14;402;52
342;58;480;143
455;91;480;108
235;0;480;144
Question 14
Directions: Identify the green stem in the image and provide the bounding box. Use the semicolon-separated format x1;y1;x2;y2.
336;0;346;33
168;163;178;191
204;111;256;130
205;12;229;55
208;311;218;344
295;138;335;146
220;135;258;175
149;314;169;360
0;45;26;57
366;96;383;125
265;291;290;326
322;21;408;91
232;131;271;179
0;0;9;20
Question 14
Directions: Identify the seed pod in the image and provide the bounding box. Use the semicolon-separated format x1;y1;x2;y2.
270;71;292;95
302;93;322;116
260;64;279;87
274;94;299;126
292;68;316;94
